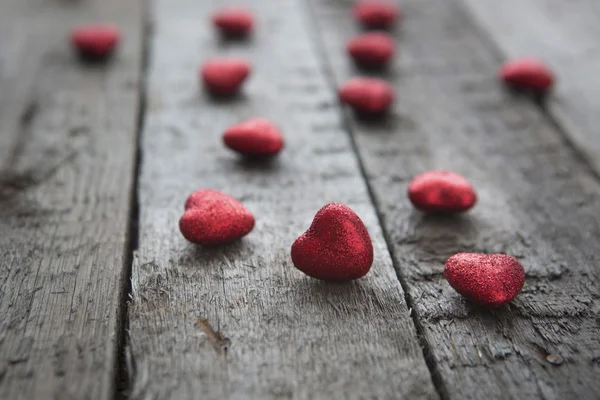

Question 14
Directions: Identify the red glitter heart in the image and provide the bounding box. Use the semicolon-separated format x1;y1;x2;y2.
444;253;525;308
201;58;251;96
353;0;401;29
70;24;120;61
223;118;284;157
339;78;394;115
499;58;554;93
347;32;395;68
408;170;477;213
291;203;374;281
179;189;255;246
212;7;254;37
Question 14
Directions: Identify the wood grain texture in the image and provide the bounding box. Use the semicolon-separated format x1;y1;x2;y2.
0;1;143;399
307;0;600;398
128;0;438;399
460;0;600;174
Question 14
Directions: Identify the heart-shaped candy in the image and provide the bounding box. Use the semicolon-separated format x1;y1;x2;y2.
70;24;120;61
212;7;254;37
408;170;477;213
291;203;374;281
201;58;251;96
339;78;394;114
499;58;554;93
444;253;525;308
353;1;401;29
179;189;255;246
223;118;284;157
347;32;395;68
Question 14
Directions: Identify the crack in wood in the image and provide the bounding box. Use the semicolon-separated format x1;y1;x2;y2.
195;317;231;353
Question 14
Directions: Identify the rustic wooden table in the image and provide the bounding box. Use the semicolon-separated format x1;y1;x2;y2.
1;0;599;399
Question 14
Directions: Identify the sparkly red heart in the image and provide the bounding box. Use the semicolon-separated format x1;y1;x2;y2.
339;78;394;114
291;203;374;281
201;58;251;96
499;58;554;93
347;32;395;68
408;170;477;213
353;0;401;29
444;253;525;308
223;118;284;157
212;7;254;37
179;189;255;246
70;24;120;61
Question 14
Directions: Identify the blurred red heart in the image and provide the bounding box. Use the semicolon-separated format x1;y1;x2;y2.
339;78;394;114
201;58;251;96
212;7;254;37
444;253;525;308
408;170;477;213
347;32;395;68
291;203;374;281
499;58;554;93
223;118;284;157
70;24;120;60
353;0;401;29
180;189;255;246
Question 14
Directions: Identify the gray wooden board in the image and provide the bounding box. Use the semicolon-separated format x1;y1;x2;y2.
128;0;438;399
0;0;143;399
461;0;600;175
307;0;600;398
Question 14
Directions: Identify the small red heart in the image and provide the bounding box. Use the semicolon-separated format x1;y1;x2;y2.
70;24;120;61
408;170;477;213
201;58;251;96
291;203;374;281
179;189;255;246
339;78;394;115
444;253;525;308
347;32;395;68
212;7;254;37
353;1;401;29
499;58;554;93
223;118;284;157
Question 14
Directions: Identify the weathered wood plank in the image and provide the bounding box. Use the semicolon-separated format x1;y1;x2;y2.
129;0;438;399
0;1;143;399
307;0;600;398
461;0;600;174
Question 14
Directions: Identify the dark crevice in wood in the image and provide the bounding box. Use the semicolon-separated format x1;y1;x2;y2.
536;101;600;184
300;0;447;399
114;4;151;400
456;0;600;186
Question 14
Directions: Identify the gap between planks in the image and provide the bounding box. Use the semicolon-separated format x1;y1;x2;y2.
115;2;152;399
300;0;449;398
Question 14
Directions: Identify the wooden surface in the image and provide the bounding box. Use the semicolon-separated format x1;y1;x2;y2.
0;0;143;399
128;0;437;399
2;0;600;398
461;0;600;175
308;0;600;398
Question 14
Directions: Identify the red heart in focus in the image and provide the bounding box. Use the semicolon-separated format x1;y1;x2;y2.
201;58;251;96
444;253;525;308
179;189;255;246
499;58;554;93
408;170;477;213
339;78;394;114
223;118;284;157
291;203;374;281
347;32;395;68
212;7;254;37
70;24;120;61
353;0;401;29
